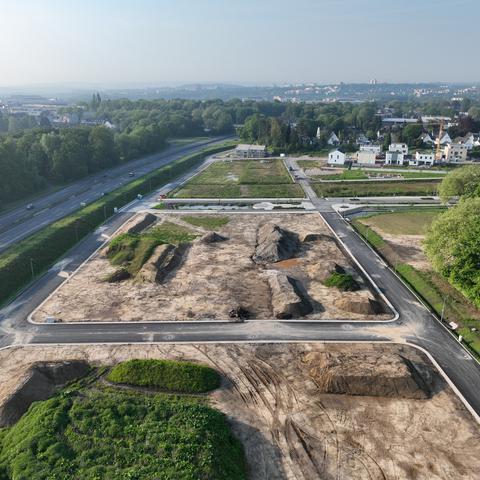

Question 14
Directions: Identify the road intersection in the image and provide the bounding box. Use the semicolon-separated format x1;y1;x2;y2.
0;153;479;424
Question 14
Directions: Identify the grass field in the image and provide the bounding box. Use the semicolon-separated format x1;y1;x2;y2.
173;159;304;198
317;169;446;181
182;215;230;230
313;180;440;197
297;160;326;169
0;365;245;480
357;209;445;235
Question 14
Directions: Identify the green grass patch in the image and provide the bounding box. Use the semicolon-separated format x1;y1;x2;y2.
351;219;385;248
319;170;368;180
357;209;445;235
107;359;221;393
324;272;358;291
106;222;197;275
182;215;230;230
0;384;245;479
173;159;304;198
313;180;440;197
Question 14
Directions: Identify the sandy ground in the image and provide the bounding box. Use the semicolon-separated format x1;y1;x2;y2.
1;343;478;480
34;213;390;322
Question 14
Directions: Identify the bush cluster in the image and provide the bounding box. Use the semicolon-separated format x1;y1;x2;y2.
107;359;221;393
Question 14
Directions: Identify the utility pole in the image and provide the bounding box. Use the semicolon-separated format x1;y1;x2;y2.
30;258;35;280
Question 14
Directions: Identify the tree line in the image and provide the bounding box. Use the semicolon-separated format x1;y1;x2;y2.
425;166;480;307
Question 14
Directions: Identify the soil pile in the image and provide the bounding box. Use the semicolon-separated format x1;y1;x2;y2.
136;244;175;283
252;224;299;264
305;352;431;399
334;296;384;315
0;361;90;426
126;213;157;234
267;271;312;319
200;232;228;244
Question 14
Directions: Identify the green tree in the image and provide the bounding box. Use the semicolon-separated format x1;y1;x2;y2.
88;126;118;171
438;165;480;202
425;198;480;306
402;124;424;145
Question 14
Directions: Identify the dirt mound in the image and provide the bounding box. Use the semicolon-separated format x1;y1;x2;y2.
267;271;312;319
0;361;90;427
310;261;347;283
104;267;131;283
252;224;299;264
200;232;228;244
136;244;175;283
126;212;157;234
304;352;431;399
300;232;333;243
334;296;384;315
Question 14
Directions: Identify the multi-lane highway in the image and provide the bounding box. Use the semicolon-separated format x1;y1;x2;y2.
0;136;232;253
0;154;479;423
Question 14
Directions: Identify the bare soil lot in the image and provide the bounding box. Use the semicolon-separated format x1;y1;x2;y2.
1;343;478;479
34;212;391;322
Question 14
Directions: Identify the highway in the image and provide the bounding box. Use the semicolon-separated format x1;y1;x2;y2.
0;136;232;253
0;154;479;423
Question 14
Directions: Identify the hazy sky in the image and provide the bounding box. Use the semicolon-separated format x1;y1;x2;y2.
1;0;478;87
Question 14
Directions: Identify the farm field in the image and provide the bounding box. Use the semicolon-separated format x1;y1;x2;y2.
313;179;440;197
315;169;447;181
172;159;304;198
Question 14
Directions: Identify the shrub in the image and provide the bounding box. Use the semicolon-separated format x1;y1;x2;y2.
107;359;221;393
324;272;358;291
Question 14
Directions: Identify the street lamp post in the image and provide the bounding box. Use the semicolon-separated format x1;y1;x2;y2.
440;296;448;323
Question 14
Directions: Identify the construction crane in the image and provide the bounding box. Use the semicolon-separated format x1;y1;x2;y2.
436;119;445;161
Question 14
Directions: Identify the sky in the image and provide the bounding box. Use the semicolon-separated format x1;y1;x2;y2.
0;0;479;88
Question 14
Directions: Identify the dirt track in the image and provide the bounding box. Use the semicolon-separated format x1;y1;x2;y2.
1;343;478;480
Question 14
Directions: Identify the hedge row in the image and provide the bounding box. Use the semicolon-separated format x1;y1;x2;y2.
0;143;233;304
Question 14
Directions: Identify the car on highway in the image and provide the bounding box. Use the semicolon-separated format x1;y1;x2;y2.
80;202;87;207
26;203;34;210
128;171;135;177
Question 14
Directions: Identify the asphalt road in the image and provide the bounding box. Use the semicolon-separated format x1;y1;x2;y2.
0;154;479;422
0;136;231;253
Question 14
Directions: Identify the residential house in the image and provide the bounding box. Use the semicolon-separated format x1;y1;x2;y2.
356;150;378;165
420;133;434;145
327;132;340;146
444;143;468;163
438;132;452;145
234;144;267;158
385;151;405;166
410;152;435;167
389;143;409;155
360;145;382;154
328;149;346;165
356;133;370;146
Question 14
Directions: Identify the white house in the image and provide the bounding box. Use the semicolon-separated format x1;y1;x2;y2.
438;132;452;145
420;133;434;145
385;151;405;166
444;143;468;163
356;133;370;146
360;145;382;154
235;144;267;158
356;150;378;165
327;132;340;146
389;143;409;155
410;152;435;167
316;126;321;139
328;150;346;165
